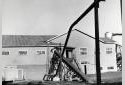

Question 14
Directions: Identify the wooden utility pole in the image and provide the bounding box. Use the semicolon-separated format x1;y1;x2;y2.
120;0;122;21
120;0;122;18
94;0;101;85
60;0;105;84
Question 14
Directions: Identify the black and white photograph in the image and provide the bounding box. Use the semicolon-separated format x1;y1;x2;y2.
2;0;122;85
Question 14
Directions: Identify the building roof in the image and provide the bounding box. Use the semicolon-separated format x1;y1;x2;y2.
2;35;57;47
47;29;116;44
99;37;116;43
76;29;116;44
2;30;117;47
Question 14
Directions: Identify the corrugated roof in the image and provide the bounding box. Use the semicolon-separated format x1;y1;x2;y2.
2;35;57;47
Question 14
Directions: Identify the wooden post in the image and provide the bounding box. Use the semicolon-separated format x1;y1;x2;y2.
46;42;50;74
120;0;122;19
84;65;87;75
94;0;101;85
59;43;63;81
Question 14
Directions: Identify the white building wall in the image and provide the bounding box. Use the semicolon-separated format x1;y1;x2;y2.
2;46;55;80
100;43;117;72
51;30;96;74
2;47;54;66
51;30;117;74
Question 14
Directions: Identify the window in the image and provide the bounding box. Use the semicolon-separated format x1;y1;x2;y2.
100;67;103;70
80;48;87;55
36;51;45;55
107;66;114;69
106;48;112;54
19;51;27;55
81;61;89;64
2;51;9;55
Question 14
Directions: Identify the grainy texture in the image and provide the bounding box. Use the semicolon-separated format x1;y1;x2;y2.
3;71;122;85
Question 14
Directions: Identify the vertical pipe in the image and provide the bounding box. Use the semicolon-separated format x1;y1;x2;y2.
84;65;87;75
94;0;101;85
115;44;118;70
120;0;122;19
59;43;63;81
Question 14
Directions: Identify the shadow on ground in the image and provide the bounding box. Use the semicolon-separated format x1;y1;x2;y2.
2;81;122;85
2;71;122;85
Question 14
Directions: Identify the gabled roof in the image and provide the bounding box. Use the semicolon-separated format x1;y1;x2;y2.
2;35;57;47
47;29;116;44
2;30;116;48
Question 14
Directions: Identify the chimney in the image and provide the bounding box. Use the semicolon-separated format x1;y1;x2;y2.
105;32;112;39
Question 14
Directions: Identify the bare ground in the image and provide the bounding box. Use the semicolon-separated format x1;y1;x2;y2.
3;71;122;85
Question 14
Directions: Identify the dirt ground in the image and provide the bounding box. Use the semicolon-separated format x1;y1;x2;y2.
3;81;122;85
3;71;122;85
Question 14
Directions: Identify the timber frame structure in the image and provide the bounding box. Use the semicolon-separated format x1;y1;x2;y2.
43;0;105;85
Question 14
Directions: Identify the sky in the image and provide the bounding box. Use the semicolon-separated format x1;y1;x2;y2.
2;0;122;37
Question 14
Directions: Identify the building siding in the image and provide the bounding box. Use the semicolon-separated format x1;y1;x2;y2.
100;43;117;72
50;30;117;74
2;46;55;80
2;47;46;65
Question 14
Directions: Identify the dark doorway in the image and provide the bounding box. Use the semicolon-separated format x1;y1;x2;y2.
65;47;74;58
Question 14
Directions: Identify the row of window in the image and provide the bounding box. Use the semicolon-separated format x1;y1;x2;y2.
2;48;113;55
100;66;114;70
106;48;113;54
80;48;113;55
80;48;87;55
2;50;46;55
81;62;114;70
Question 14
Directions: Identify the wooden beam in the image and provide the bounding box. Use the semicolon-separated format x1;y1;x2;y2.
61;0;101;57
94;0;101;85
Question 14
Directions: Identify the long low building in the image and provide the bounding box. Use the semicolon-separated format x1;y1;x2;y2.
2;30;122;80
2;35;59;80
